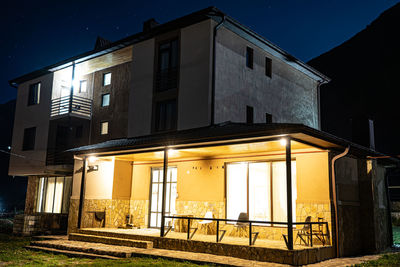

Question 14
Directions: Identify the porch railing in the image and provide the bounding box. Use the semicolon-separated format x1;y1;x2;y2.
163;215;329;249
50;95;92;118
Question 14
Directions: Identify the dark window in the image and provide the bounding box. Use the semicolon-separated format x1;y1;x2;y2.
246;106;254;124
103;73;111;86
155;99;177;132
75;125;83;138
28;83;41;106
265;57;272;77
265;113;272;124
156;39;179;92
101;93;110;107
79;80;87;93
22;127;36;150
246;47;253;69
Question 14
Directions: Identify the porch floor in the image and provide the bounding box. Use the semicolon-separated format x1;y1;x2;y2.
82;227;324;250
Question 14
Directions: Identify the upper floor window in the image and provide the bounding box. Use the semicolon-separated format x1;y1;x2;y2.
75;125;83;138
101;121;109;135
265;57;272;77
101;93;110;107
103;72;111;86
246;47;254;69
22;127;36;151
265;113;273;124
154;99;177;132
246;105;254;124
28;82;41;106
156;39;179;92
79;80;87;93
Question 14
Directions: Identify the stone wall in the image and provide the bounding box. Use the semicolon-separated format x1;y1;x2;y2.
24;176;38;214
129;200;148;228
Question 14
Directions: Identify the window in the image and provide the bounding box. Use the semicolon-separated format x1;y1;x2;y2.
266;113;272;124
103;72;111;86
265;57;272;77
79;80;87;93
154;99;177;132
22;127;36;150
75;125;83;138
156;39;179;91
36;177;72;213
246;106;254;124
101;93;110;107
246;47;253;69
226;161;296;224
101;121;109;135
28;82;41;105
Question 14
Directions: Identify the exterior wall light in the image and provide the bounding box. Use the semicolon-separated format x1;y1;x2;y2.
88;156;97;163
280;138;287;146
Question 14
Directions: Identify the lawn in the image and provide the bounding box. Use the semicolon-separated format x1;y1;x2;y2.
392;225;400;244
0;234;212;266
354;253;400;267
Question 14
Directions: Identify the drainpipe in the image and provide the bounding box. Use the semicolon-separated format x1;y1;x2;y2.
210;12;225;125
331;146;350;257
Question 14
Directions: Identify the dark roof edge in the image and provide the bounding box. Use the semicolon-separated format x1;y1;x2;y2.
69;122;393;162
10;6;329;87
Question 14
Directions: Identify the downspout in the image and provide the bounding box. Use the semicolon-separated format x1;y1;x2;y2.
331;146;350;257
210;12;225;126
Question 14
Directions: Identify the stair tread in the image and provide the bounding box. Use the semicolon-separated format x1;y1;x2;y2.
70;233;152;243
26;245;122;259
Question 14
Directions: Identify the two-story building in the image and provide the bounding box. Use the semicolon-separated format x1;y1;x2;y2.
9;6;393;265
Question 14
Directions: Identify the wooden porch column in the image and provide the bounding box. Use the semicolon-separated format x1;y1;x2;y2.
160;148;168;237
77;156;87;229
285;138;294;250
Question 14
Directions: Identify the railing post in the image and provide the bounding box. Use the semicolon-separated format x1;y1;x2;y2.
249;222;252;246
69;62;75;113
310;222;313;247
216;220;219;243
187;218;191;240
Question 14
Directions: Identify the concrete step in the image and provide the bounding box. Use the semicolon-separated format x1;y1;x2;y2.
69;233;153;249
26;245;121;259
30;240;140;258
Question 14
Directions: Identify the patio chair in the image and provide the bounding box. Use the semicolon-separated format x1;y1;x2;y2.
198;211;214;234
295;216;312;246
234;212;259;245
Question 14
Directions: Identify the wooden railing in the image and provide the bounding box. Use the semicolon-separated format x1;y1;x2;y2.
50;95;92;118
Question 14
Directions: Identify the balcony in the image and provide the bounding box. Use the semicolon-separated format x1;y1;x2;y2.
50;95;92;119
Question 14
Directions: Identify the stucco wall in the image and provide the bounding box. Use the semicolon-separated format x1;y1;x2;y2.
214;26;319;128
177;19;213;130
9;73;53;176
128;39;155;137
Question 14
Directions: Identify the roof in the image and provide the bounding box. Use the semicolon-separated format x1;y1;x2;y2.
69;122;392;162
9;6;329;87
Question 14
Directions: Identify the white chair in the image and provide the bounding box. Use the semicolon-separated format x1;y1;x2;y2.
198;211;214;234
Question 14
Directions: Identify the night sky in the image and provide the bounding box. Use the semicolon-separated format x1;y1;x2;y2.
1;0;399;104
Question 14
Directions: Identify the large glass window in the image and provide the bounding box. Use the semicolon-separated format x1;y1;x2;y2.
226;161;296;224
156;39;179;92
154;99;177;132
36;177;72;214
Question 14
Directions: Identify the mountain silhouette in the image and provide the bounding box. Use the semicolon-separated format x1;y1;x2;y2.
308;3;400;155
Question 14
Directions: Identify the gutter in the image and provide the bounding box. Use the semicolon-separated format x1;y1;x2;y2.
9;81;18;89
331;145;350;257
210;11;225;125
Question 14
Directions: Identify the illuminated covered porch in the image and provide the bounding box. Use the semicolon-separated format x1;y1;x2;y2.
68;124;340;258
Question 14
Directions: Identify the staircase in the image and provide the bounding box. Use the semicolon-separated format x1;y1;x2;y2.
26;233;154;259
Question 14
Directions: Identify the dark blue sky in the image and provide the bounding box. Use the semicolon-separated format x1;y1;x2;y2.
1;0;398;104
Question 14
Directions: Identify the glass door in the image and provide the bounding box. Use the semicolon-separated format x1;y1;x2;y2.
149;167;177;228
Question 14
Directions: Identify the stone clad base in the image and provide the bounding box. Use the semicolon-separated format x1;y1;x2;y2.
74;228;334;265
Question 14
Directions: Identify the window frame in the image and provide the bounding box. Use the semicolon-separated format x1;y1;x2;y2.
28;82;41;106
101;93;110;107
79;80;87;93
246;47;254;69
22;127;36;151
265;57;272;77
100;121;109;135
103;72;111;86
35;176;72;214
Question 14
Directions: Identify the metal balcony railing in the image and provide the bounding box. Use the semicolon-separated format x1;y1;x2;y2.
50;95;92;118
46;149;73;166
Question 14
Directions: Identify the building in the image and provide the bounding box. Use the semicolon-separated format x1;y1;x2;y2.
9;6;394;265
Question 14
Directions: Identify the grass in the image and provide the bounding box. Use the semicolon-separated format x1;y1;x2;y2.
354;253;400;266
393;225;400;244
0;234;212;266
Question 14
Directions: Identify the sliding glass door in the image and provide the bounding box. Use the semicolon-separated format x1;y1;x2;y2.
226;161;296;224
